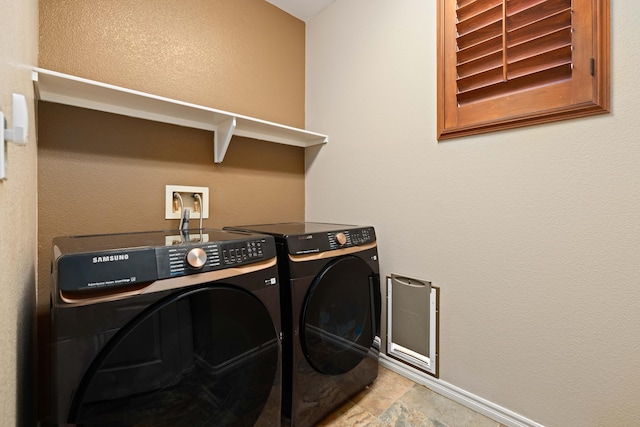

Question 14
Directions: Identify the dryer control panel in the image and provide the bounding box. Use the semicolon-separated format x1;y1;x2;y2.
286;226;376;255
327;228;374;250
223;223;377;255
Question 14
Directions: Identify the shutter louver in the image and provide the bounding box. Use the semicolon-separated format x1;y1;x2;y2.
438;0;609;140
455;0;572;106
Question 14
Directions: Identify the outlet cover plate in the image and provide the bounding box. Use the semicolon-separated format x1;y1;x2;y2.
165;185;209;220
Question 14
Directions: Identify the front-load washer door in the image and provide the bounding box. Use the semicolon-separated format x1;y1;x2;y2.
300;255;380;375
69;285;280;427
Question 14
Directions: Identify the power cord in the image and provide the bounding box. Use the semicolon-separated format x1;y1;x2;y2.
182;207;190;231
174;192;204;241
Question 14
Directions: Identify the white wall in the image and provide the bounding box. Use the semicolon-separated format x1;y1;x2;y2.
0;0;39;424
305;1;640;426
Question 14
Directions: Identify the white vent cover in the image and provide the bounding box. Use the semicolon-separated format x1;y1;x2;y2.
387;274;438;376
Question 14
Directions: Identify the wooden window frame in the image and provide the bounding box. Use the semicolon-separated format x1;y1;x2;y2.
437;0;610;140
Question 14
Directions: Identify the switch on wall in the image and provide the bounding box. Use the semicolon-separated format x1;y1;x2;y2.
1;93;29;180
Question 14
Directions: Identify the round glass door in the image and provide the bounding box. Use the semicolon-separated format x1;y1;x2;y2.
300;255;378;375
70;285;279;427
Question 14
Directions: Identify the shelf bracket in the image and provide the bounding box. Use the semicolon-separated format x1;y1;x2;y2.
214;116;236;163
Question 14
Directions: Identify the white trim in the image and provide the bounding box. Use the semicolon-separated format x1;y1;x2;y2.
379;354;545;427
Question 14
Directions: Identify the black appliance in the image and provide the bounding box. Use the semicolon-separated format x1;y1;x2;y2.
48;229;282;427
224;222;381;427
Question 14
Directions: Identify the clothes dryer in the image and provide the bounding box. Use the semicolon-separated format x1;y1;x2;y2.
224;222;381;427
47;229;281;427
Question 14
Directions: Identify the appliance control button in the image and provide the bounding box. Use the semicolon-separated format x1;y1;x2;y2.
186;247;207;269
336;232;347;245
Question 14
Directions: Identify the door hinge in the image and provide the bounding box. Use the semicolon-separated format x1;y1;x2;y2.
590;58;595;76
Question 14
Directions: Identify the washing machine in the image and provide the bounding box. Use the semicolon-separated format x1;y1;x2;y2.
48;229;282;427
224;222;381;427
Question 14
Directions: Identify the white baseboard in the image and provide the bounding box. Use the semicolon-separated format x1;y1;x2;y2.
379;354;545;427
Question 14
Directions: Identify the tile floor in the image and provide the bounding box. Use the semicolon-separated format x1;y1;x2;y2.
316;366;506;427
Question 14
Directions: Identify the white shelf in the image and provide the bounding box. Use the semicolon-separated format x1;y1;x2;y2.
32;68;328;163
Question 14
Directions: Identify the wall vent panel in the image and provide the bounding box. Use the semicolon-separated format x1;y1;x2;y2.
387;274;438;377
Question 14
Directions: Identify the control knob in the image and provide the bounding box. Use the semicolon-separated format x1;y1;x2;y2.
335;232;347;246
186;247;207;269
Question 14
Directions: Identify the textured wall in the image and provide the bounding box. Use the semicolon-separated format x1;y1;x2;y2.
37;0;305;302
306;1;640;426
37;0;305;420
0;0;39;425
39;0;305;126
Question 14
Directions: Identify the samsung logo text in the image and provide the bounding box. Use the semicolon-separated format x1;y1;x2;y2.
93;254;130;264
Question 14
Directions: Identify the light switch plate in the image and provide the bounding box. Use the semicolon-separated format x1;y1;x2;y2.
0;111;5;180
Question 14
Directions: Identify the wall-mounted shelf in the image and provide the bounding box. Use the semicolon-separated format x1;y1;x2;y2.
32;68;328;163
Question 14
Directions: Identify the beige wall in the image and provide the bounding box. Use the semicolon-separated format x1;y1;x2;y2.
37;0;306;421
306;1;640;426
0;0;39;425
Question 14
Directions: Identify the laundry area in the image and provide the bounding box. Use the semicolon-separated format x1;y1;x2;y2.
2;1;639;427
33;1;383;424
46;221;383;426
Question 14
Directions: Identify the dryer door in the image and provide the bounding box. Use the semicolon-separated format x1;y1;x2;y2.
300;255;380;375
69;285;280;427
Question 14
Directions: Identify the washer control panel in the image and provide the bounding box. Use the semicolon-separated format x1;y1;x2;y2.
222;239;265;265
53;229;276;292
156;238;271;279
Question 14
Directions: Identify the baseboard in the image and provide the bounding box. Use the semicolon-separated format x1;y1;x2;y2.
379;354;545;427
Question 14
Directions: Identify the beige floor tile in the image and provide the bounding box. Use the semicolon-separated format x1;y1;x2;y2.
378;400;435;426
315;400;383;427
399;384;500;427
316;365;504;427
349;366;416;417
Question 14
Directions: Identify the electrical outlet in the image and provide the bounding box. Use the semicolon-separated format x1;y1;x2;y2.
165;185;209;220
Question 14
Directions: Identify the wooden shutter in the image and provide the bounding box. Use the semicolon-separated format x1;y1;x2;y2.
437;0;609;140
